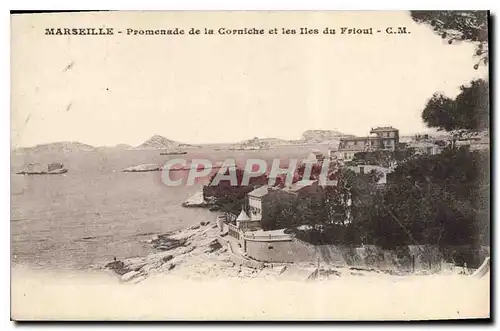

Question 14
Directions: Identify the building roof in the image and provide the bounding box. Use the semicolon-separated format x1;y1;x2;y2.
281;180;316;193
236;209;250;221
340;136;382;142
370;126;398;132
248;185;269;198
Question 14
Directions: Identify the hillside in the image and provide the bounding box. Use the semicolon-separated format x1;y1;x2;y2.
94;144;133;151
136;135;193;150
12;141;95;154
236;137;294;148
300;130;354;144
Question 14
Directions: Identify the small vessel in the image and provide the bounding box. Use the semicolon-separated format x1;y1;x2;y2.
17;162;68;175
160;149;187;155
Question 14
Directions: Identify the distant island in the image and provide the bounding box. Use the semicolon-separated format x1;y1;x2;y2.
300;130;356;144
222;130;356;150
133;135;198;150
12;141;95;154
11;131;449;154
17;162;68;175
11;135;196;153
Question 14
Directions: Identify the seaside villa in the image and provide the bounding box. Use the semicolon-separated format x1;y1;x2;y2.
334;126;400;161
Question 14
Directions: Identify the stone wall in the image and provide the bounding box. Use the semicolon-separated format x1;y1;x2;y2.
245;238;346;264
244;237;485;272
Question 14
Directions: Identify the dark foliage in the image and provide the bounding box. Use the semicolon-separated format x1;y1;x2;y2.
272;149;489;248
203;168;268;214
421;79;489;133
410;11;488;69
349;149;417;167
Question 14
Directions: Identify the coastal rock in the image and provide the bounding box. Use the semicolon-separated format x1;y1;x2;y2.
205;239;222;253
151;236;187;251
181;246;196;255
161;255;174;263
133;263;147;272
121;270;140;282
182;191;209;208
105;260;132;275
131;275;147;284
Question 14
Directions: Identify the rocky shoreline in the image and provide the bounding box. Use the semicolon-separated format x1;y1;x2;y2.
103;221;269;283
181;191;216;208
102;220;479;285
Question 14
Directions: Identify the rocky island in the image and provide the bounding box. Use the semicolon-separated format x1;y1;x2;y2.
134;135;196;150
17;162;68;175
122;164;161;172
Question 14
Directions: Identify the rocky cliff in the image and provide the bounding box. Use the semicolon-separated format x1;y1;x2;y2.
136;135;193;149
301;130;354;144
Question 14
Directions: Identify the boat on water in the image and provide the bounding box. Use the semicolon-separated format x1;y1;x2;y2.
17;162;68;175
160;149;187;155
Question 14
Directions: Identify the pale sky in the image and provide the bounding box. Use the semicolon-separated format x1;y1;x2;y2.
11;11;487;147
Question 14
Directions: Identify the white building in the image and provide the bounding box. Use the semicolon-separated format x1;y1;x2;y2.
409;141;444;155
335;127;400;161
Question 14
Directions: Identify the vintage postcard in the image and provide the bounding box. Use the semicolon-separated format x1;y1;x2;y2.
10;11;490;321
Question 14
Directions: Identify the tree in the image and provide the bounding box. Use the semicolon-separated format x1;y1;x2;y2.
421;79;489;143
350;149;417;168
262;196;298;230
203;168;268;214
381;148;490;247
410;11;488;69
410;11;490;141
409;10;490;252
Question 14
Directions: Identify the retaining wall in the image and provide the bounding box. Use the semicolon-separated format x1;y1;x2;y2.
245;237;476;272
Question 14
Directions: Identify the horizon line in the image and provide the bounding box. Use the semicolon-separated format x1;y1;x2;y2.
11;128;447;150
